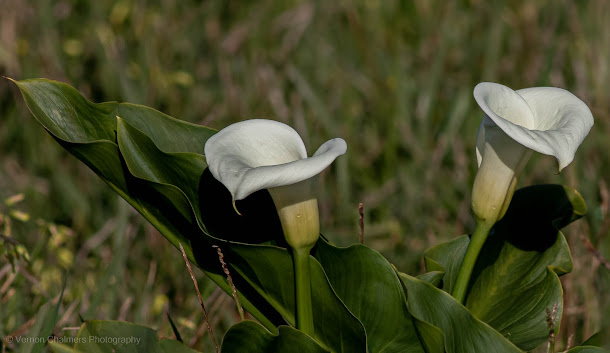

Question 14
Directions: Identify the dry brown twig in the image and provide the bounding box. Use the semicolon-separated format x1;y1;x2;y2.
213;245;245;321
179;243;218;353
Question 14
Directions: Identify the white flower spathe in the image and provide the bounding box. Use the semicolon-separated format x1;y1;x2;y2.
205;119;347;200
472;82;593;224
204;119;347;249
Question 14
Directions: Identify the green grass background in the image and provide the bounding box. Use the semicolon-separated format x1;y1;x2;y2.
1;0;609;351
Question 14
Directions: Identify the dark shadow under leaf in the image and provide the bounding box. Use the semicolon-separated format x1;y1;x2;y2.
198;169;284;245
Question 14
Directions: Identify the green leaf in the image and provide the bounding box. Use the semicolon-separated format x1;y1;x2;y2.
399;273;522;353
10;78;116;142
10;78;214;151
114;103;215;154
314;240;426;353
230;244;367;353
582;328;610;348
465;251;565;350
11;78;283;331
221;321;329;353
48;342;84;353
411;318;445;353
116;117;207;229
423;184;583;351
159;339;202;353
424;236;469;294
416;271;444;287
166;313;183;343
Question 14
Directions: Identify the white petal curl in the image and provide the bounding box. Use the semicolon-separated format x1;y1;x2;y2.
474;82;593;171
204;119;347;200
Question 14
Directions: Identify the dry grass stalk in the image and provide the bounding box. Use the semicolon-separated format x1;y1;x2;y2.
179;243;218;353
212;245;245;321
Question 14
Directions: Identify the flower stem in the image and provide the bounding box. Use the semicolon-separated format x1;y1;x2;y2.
293;246;314;337
452;221;493;304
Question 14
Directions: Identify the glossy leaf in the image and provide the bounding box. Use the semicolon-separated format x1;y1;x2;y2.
11;78;283;331
113;103;215;154
416;271;444;287
424;236;468;294
314;240;426;353
221;321;329;353
117;117;207;229
399;273;522;353
424;184;583;351
411;319;445;353
465;245;567;350
10;78;214;151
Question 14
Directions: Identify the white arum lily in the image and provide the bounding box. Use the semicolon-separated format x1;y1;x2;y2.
472;82;593;224
204;119;347;250
204;119;347;336
452;82;593;304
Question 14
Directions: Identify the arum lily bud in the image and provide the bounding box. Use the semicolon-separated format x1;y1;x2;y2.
267;181;320;250
472;82;593;224
204;119;347;250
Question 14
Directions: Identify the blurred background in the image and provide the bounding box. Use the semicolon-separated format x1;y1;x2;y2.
1;0;608;351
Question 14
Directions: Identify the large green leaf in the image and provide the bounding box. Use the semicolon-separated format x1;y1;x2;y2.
399;273;522;353
10;78;214;151
114;103;215;154
314;240;426;353
424;184;583;351
230;244;367;353
48;320;201;353
221;321;329;353
11;78;204;255
116;117;208;229
465;243;567;350
11;78;283;331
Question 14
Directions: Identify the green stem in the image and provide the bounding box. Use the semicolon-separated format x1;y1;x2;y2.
451;221;493;304
293;247;314;337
